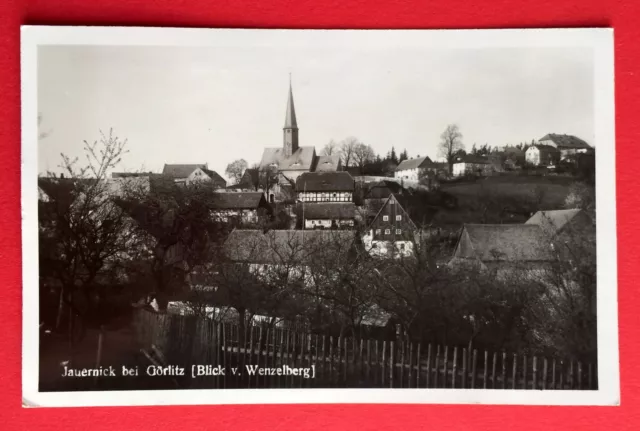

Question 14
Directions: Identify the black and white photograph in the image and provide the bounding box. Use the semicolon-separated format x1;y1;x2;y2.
21;27;618;407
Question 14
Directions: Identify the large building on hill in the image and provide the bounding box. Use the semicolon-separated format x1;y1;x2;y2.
394;156;434;182
538;133;592;160
258;80;339;183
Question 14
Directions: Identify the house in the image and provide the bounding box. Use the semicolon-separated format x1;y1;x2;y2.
296;171;355;203
394;156;434;182
362;194;418;258
525;208;594;253
525;145;560;166
209;192;272;225
538;134;592;160
299;202;357;229
449;224;554;279
258;80;339;183
452;155;492;177
162;163;207;185
186;167;226;188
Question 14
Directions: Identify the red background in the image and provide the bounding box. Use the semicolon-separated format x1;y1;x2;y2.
1;0;638;429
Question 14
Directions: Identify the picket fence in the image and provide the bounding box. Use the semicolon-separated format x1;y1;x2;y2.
133;309;597;390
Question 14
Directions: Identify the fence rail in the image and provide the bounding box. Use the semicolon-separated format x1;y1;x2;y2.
133;309;597;390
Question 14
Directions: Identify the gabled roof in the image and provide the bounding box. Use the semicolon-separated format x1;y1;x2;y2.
162;164;207;179
395;156;433;171
300;202;356;219
525;209;582;234
201;168;226;185
259;146;316;171
223;229;356;265
209;192;266;210
315;155;341;172
539;134;591;150
455;224;553;262
368;194;417;230
296;171;354;192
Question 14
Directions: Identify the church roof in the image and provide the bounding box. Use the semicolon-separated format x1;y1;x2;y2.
284;81;298;129
315;155;341;172
260;146;316;171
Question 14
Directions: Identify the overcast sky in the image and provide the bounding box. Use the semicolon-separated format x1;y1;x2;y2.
37;44;594;180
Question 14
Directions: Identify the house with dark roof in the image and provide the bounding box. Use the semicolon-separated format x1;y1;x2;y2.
186;167;226;188
525;144;560;166
394;156;434;182
209;192;272;225
298;202;357;230
296;171;355;203
452;155;492;177
449;224;555;279
362;194;418;258
258;79;339;184
162;163;207;183
538;134;592;160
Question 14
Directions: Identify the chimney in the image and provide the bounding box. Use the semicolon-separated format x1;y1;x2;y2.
59;173;64;179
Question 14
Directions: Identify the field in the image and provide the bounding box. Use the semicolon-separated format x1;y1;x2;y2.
434;174;579;225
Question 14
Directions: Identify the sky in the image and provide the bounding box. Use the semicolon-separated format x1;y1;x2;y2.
37;43;594;181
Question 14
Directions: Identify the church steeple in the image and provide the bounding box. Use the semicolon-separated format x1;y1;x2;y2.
283;75;299;157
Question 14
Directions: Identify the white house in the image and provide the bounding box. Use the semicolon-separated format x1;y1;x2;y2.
300;202;357;229
394;156;433;182
452;155;491;177
361;194;417;258
538;134;592;160
525;145;560;166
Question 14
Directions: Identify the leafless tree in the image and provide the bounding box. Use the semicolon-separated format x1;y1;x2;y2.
321;139;338;156
352;142;376;174
339;136;360;169
438;124;464;175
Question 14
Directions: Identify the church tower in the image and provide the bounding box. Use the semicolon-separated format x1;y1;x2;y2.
283;76;299;158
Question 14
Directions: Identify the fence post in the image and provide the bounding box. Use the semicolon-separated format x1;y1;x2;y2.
588;363;593;390
491;352;497;389
329;336;334;386
569;361;574;390
426;344;432;388
381;340;386;387
462;348;467;388
559;360;565;390
408;342;414;388
359;338;365;386
343;337;348;384
399;341;405;388
434;345;440;388
532;356;537;390
94;326;104;388
551;358;556;389
389;341;395;388
416;343;422;388
471;349;477;389
374;339;379;386
501;352;506;389
366;339;372;386
452;347;458;388
542;358;548;390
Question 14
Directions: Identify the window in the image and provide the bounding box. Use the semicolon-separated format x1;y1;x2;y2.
396;229;401;235
385;229;390;235
383;215;389;221
396;215;402;221
389;200;395;205
375;229;381;235
371;243;377;249
269;194;275;203
399;243;405;250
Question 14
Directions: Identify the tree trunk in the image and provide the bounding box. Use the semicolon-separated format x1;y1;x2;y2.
55;287;66;330
237;307;246;346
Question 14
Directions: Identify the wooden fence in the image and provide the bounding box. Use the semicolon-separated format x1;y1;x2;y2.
134;309;597;390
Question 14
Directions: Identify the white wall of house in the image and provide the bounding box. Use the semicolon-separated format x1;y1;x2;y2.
362;230;414;258
211;208;258;223
452;163;466;177
298;191;352;202
304;218;354;229
394;168;419;181
526;147;541;165
186;168;212;185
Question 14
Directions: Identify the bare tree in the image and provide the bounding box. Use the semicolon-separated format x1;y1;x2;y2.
438;124;464;175
339;136;360;169
321;139;338;156
225;159;248;184
352;143;376;174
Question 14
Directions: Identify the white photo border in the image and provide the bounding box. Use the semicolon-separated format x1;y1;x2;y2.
21;26;618;407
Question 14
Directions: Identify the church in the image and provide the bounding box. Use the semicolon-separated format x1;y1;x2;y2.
258;79;341;184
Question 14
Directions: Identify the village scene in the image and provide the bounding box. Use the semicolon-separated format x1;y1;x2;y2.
37;68;597;391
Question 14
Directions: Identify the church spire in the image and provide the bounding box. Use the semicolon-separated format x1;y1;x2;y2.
283;75;299;157
284;74;298;128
